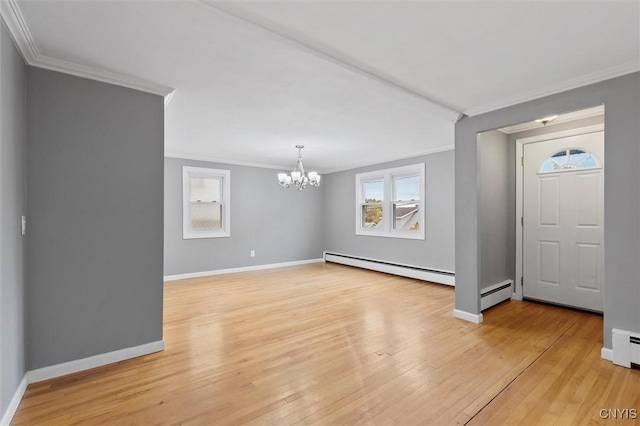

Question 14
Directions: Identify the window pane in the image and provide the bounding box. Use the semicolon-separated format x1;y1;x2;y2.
540;159;558;173
581;155;598;168
568;149;587;165
190;177;221;202
551;150;568;158
393;175;420;201
540;149;600;173
394;202;420;231
362;204;383;229
190;203;222;230
363;179;384;203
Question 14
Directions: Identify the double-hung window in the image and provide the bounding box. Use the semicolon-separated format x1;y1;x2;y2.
183;166;230;239
356;163;425;240
361;177;384;230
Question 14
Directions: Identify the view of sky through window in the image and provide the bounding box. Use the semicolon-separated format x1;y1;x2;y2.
364;179;384;202
190;177;221;202
393;175;420;201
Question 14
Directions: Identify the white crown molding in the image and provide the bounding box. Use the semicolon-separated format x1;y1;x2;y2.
167;145;454;175
321;145;454;174
499;105;604;134
163;90;175;107
465;60;640;117
0;0;37;61
165;152;291;171
34;55;175;99
0;0;175;102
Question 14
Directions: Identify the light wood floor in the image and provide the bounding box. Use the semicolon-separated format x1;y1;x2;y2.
11;263;640;425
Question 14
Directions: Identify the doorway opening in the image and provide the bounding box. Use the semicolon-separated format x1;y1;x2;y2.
509;105;605;312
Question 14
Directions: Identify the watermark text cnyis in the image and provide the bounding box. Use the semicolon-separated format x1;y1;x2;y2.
599;408;638;420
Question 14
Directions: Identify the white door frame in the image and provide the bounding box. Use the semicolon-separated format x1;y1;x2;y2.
514;124;604;301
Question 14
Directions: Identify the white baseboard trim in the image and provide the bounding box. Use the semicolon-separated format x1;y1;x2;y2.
453;309;484;324
1;340;165;425
481;280;513;311
27;340;165;384
324;252;455;286
163;258;324;282
601;347;613;362
0;375;28;426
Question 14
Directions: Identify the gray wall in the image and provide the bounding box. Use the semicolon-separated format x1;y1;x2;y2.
323;150;455;272
27;68;165;369
164;157;325;276
478;130;511;289
0;21;26;417
455;72;639;348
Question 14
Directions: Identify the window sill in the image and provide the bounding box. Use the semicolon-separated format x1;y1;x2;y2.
355;230;425;240
183;231;230;239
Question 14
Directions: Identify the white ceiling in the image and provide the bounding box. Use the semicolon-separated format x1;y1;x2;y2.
3;0;639;173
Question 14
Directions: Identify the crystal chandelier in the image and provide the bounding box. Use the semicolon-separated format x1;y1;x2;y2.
277;145;321;191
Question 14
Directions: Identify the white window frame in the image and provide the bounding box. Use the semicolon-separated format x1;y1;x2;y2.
355;163;425;240
182;166;230;239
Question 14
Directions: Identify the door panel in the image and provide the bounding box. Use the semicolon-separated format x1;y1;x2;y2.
539;177;560;225
576;243;598;290
576;173;599;226
523;131;604;312
538;241;560;285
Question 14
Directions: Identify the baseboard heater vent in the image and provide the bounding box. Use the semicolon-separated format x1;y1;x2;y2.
323;252;454;286
612;329;640;368
481;280;513;311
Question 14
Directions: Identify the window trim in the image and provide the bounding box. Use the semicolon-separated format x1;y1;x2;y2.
360;175;385;232
182;166;230;239
355;163;425;240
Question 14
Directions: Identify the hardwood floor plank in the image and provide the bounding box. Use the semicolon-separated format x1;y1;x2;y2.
10;263;640;425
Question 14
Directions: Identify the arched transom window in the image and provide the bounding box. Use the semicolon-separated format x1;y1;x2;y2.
539;148;600;173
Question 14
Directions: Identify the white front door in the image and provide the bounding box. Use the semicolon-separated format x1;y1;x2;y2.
523;131;604;312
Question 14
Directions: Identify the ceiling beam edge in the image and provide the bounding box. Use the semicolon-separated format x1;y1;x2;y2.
198;0;463;123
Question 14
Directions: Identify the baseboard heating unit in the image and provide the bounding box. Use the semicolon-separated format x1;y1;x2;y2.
323;252;454;286
481;280;513;311
612;329;640;368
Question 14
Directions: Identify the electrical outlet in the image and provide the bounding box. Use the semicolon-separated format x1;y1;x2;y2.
250;250;255;257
